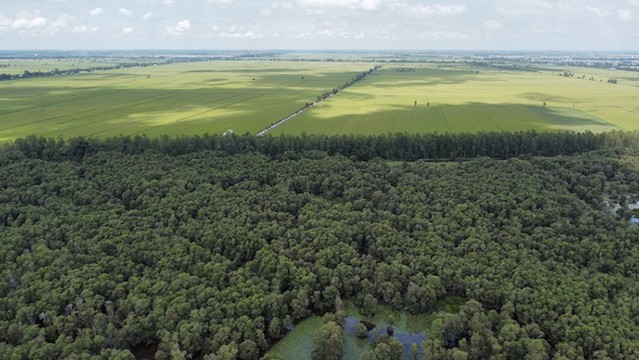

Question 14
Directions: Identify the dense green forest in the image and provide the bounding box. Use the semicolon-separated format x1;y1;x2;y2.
11;130;633;162
2;132;639;359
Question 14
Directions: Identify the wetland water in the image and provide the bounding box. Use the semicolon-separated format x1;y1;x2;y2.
265;298;468;359
343;316;427;359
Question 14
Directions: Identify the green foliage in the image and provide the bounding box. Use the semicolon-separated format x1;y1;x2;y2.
2;134;639;359
6;129;623;164
311;321;345;360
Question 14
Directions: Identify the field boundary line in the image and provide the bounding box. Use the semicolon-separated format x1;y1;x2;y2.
440;107;452;134
255;101;319;137
479;107;503;131
256;64;382;136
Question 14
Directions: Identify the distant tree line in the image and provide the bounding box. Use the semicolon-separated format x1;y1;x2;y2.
0;62;162;81
0;58;215;82
315;65;382;102
7;130;635;164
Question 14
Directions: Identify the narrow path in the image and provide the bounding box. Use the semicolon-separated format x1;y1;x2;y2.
256;94;331;137
256;65;382;136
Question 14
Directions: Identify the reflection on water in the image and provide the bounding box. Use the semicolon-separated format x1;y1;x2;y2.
606;198;639;224
343;316;427;359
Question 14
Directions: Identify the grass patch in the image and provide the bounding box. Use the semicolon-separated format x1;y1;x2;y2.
0;61;373;141
266;316;323;359
438;296;467;314
273;63;639;135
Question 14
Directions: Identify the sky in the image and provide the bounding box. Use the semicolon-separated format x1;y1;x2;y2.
0;0;638;51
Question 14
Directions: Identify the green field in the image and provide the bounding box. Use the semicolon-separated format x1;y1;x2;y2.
2;61;638;141
0;61;370;141
273;64;639;135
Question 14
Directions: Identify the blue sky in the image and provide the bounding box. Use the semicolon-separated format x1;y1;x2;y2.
0;0;638;50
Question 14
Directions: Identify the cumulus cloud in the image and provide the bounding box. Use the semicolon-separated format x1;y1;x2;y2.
13;16;48;30
0;16;11;30
584;6;610;17
497;0;554;17
272;2;294;9
483;20;504;30
410;4;466;16
89;8;104;16
0;11;73;35
388;3;467;16
143;12;158;20
618;9;633;20
221;30;263;39
297;0;382;11
165;19;191;35
72;25;98;33
10;12;48;31
0;0;637;50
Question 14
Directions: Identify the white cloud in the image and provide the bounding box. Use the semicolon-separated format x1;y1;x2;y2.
165;19;191;35
122;27;134;34
410;4;466;16
584;6;610;18
50;14;71;31
0;0;636;50
14;17;48;30
11;12;48;30
0;16;11;30
389;3;467;16
89;8;104;16
618;9;633;20
417;30;469;40
143;12;158;20
496;0;554;17
209;0;235;3
0;11;73;35
221;30;263;39
72;25;98;33
483;20;504;30
273;2;294;9
297;0;382;11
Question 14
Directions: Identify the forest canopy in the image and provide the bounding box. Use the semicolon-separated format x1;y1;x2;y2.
1;132;639;359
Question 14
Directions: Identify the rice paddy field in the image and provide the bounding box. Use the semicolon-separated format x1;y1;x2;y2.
273;64;639;135
1;59;638;141
0;61;370;141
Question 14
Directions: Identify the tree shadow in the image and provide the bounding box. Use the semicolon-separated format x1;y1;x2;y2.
276;103;620;136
